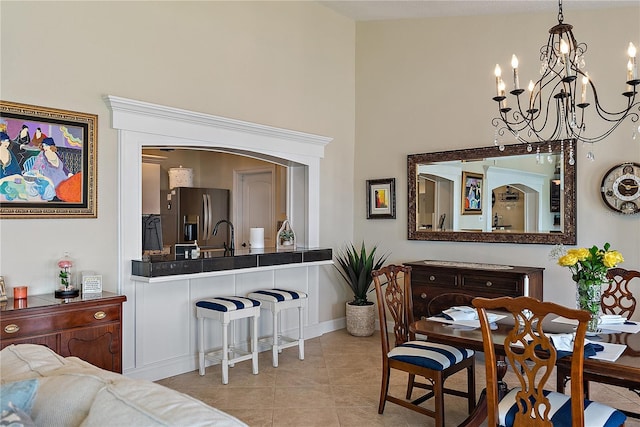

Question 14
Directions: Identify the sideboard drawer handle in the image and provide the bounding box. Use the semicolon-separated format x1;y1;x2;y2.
94;311;107;320
486;281;493;287
4;324;20;334
420;293;427;299
429;275;436;281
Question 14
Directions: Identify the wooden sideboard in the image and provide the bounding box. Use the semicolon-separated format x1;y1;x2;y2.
404;260;544;320
1;292;126;373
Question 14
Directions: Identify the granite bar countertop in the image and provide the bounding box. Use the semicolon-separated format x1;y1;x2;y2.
131;247;332;278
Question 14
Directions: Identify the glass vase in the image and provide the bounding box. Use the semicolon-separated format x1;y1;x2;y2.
576;281;602;333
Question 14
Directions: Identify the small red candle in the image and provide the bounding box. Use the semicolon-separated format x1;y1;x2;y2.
13;286;27;299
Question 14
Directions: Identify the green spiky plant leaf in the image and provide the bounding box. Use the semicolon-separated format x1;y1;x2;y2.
335;242;388;306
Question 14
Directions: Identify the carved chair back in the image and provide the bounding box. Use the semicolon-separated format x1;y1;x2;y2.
603;268;639;318
473;296;590;427
372;265;413;350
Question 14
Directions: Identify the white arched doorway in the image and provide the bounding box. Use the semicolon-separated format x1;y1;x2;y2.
105;95;331;374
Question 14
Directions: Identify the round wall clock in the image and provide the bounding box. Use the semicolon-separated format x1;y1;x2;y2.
600;162;640;214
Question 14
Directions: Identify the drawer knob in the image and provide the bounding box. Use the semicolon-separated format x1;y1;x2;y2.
485;281;493;287
429;275;436;281
94;311;107;320
420;293;427;299
4;324;20;334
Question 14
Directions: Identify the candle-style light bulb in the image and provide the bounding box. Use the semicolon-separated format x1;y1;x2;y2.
498;80;507;109
560;39;572;77
511;54;520;90
628;42;638;80
527;80;535;110
495;64;502;96
581;74;589;103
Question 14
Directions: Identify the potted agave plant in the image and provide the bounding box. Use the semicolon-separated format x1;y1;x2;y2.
335;242;388;336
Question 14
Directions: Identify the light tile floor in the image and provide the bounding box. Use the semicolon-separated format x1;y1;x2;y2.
156;329;640;426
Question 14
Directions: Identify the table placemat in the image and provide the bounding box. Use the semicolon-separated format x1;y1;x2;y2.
552;316;640;334
426;313;507;329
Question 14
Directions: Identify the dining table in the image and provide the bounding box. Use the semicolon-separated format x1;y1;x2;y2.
410;314;640;426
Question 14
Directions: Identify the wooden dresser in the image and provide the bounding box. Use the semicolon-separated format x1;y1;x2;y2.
404;260;543;320
1;292;126;373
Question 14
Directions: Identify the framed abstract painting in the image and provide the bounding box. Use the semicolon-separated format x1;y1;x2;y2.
0;101;97;218
366;178;396;219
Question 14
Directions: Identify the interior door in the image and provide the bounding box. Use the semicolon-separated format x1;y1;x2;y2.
234;168;275;249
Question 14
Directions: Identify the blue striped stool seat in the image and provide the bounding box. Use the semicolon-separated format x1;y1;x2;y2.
498;387;627;427
247;289;307;303
196;296;261;312
388;341;475;371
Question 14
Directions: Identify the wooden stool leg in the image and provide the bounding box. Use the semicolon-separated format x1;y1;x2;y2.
272;308;279;367
222;320;230;385
198;316;205;376
298;304;304;360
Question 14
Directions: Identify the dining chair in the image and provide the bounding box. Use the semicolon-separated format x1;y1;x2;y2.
557;268;639;399
371;265;476;426
473;295;627;427
601;268;639;318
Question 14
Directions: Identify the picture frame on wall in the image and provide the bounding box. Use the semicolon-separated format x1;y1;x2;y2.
0;100;98;218
461;171;483;215
0;276;7;302
366;178;396;219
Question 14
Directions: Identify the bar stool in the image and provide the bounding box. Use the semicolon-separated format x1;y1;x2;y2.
247;289;307;367
195;296;261;384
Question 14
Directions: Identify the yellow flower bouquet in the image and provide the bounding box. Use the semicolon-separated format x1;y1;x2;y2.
554;243;624;285
551;243;624;332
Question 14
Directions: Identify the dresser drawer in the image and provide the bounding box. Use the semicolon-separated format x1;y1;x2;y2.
1;304;121;341
460;274;521;296
411;270;458;288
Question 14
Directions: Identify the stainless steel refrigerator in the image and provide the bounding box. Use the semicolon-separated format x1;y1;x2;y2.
160;187;230;249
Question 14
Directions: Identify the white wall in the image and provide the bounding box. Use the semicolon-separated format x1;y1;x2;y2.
355;6;640;315
2;2;638;325
0;1;356;321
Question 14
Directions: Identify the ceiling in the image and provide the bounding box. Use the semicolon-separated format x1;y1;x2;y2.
319;0;638;21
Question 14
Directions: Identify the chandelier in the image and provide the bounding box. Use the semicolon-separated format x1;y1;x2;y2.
491;0;639;160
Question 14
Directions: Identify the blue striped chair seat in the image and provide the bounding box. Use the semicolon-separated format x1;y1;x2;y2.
498;387;627;427
388;341;474;371
248;289;307;303
196;296;261;312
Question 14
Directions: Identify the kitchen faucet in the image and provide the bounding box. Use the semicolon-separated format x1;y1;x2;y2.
213;219;235;255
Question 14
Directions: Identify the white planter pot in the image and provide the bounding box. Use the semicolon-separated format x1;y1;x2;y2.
345;302;376;337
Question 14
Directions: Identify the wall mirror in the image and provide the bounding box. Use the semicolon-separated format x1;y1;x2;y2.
408;140;576;244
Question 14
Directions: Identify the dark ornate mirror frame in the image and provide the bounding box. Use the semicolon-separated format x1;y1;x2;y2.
407;140;576;244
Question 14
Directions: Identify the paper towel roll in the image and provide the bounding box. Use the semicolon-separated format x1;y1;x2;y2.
249;227;264;248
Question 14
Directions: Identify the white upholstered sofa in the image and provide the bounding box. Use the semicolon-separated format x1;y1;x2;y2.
0;344;247;426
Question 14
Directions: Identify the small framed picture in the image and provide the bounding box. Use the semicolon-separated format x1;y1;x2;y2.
0;276;7;302
82;274;102;294
462;171;483;215
366;178;396;219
